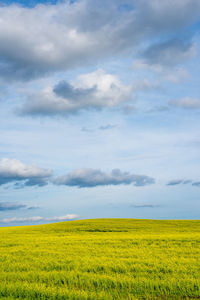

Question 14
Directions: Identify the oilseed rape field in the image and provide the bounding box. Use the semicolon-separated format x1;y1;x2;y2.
0;219;199;299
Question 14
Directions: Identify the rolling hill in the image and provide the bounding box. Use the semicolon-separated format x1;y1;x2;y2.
0;219;199;299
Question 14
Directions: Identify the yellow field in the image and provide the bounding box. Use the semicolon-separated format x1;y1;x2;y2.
0;219;199;299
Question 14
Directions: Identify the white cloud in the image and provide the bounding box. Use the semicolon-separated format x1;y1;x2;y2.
0;158;52;186
2;216;43;223
2;214;79;223
20;69;132;116
46;214;79;221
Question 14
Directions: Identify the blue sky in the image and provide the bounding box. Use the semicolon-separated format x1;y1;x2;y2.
1;0;60;6
0;0;200;225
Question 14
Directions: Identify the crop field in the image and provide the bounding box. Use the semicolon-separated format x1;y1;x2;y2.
0;219;199;299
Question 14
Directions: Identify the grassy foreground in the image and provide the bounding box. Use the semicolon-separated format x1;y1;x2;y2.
0;219;199;299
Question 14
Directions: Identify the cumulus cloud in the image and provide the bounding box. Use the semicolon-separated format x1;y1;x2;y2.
0;202;26;211
53;168;155;188
0;158;52;186
20;69;132;116
0;0;199;81
2;213;79;223
169;97;200;109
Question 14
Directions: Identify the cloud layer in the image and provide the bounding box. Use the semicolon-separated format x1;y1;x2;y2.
0;0;200;81
2;158;200;190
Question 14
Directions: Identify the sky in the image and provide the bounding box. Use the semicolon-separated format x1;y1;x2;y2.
0;0;200;226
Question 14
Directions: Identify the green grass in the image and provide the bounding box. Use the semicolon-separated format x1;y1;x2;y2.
0;218;199;299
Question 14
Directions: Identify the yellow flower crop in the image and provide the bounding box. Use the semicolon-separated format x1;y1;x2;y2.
0;219;199;299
